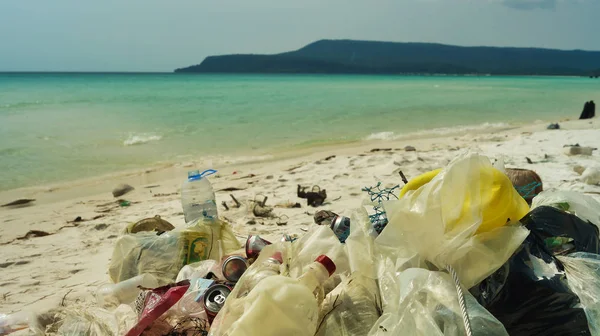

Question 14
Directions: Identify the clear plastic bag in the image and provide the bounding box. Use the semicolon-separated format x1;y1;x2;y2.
368;268;508;336
51;305;137;336
532;190;600;229
315;273;381;336
378;153;530;288
108;219;240;286
558;252;600;336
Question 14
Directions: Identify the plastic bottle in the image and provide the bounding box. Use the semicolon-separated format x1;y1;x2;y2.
96;274;159;307
0;312;36;335
235;252;283;298
181;169;218;223
211;255;336;336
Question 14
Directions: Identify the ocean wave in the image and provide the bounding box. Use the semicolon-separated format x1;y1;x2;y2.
123;133;163;146
364;122;511;141
365;131;397;141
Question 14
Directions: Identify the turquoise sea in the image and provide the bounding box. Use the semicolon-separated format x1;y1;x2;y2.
0;73;597;191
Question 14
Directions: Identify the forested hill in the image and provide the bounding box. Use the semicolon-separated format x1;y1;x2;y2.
175;39;600;76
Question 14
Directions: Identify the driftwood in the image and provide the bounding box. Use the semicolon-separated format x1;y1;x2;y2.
297;185;327;207
1;199;35;208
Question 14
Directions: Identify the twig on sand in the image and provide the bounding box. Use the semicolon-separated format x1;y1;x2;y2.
230;194;241;208
221;201;229;211
399;171;409;184
61;289;74;307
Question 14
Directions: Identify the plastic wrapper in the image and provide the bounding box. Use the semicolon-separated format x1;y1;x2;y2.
369;268;508;336
559;252;600;336
315;274;381;336
126;281;190;336
472;205;600;335
175;260;218;283
379;153;530;288
108;218;240;285
532;190;600;229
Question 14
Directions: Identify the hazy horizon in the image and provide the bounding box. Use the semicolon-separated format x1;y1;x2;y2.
1;0;598;72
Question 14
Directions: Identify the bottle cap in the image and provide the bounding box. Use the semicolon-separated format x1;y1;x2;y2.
270;252;283;263
315;255;336;276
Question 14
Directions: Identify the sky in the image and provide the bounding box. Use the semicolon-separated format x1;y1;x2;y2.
0;0;597;72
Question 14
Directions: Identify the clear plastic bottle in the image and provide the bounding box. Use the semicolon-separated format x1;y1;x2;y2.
96;274;159;307
0;312;36;335
235;252;283;298
181;169;218;223
210;255;336;336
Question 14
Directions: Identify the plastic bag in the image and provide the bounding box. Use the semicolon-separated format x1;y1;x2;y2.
521;206;600;255
108;219;240;285
369;268;508;336
379;153;530;288
53;305;137;336
558;252;600;336
472;240;590;335
472;205;600;335
532;190;600;229
315;274;381;336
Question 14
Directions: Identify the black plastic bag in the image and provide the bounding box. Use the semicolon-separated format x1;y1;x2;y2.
471;206;600;336
521;206;600;257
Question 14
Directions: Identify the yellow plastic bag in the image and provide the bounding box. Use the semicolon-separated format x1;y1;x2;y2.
378;153;530;288
399;161;529;234
108;219;240;286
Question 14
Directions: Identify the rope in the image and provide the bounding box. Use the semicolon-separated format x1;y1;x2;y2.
447;265;473;336
516;181;542;199
362;182;400;234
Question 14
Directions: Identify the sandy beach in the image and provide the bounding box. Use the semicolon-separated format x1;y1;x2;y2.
1;117;599;319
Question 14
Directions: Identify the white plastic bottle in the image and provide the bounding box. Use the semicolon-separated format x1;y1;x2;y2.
181;169;218;223
210;255;336;336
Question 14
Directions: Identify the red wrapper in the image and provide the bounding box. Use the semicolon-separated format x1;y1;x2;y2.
125;280;190;336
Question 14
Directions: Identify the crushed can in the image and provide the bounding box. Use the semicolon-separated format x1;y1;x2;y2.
245;235;272;259
221;256;249;282
203;283;232;321
330;215;351;243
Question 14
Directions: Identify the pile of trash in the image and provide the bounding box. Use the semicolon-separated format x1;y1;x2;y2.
3;153;600;336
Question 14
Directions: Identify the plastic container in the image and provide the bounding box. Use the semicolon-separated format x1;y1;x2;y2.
97;274;159;307
182;169;218;223
235;252;283;298
0;312;36;335
176;278;216;318
210;255;335;336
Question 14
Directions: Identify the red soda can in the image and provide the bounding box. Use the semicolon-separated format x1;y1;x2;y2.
202;283;232;321
221;256;249;282
245;235;272;259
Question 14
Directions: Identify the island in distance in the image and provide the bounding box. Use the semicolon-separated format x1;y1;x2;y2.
175;39;600;76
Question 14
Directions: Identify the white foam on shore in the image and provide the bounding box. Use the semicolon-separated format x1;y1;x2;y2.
364;122;511;141
123;133;163;146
